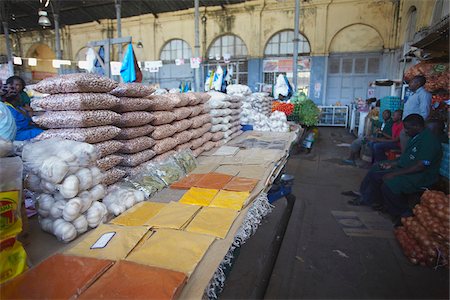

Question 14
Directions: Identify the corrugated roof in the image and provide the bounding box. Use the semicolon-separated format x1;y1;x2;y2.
1;0;250;32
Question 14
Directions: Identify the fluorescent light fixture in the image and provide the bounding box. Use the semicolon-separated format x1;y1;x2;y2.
38;10;51;27
52;59;71;68
28;58;37;66
13;57;22;65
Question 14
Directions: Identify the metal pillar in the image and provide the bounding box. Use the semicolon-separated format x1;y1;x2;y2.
53;13;62;59
2;21;14;76
115;0;122;61
194;0;201;92
292;0;300;93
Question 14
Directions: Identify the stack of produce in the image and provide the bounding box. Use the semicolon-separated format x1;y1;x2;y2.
207;91;243;146
253;111;290;132
110;83;156;182
149;92;212;160
22;139;109;242
395;190;449;267
31;74;125;186
272;101;295;116
404;62;449;92
240;92;272;125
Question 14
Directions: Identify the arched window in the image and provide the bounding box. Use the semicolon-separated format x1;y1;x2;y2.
208;34;248;59
160;39;192;61
265;30;310;56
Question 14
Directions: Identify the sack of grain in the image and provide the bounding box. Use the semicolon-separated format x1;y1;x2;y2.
172;119;193;133
153;137;178;154
177;94;191;107
110;83;155;98
97;154;124;171
190;114;211;128
35;126;121;143
173;106;193;121
119;149;156;167
190;105;204;117
93;140;124;158
114;124;154;140
32;93;120;111
117;136;156;154
113;97;154;113
151;111;177;125
152;150;177;162
147;95;177;111
34;73;118;94
114;111;155;127
151;124;175;140
102;168;126;186
32;110;120;128
173;131;193;145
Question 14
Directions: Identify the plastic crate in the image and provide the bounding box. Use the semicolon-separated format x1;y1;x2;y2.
439;143;449;178
380;96;403;115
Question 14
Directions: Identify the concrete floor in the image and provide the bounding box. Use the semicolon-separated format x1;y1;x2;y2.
264;127;449;299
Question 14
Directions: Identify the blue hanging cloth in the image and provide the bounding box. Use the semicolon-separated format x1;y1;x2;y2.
94;46;105;76
120;43;142;83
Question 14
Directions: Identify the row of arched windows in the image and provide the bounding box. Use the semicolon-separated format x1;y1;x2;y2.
160;30;311;62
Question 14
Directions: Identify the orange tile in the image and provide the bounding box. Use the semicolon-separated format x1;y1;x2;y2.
223;176;260;192
170;173;206;190
194;172;234;190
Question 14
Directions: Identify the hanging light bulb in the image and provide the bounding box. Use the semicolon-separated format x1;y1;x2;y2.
38;10;51;27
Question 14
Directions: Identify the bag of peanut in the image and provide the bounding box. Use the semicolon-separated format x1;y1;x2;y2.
113;97;154;113
114;111;155;127
97;154;124;171
35;126;121;143
151;111;177;126
34;73;118;94
173;131;193;145
153;137;178;154
32;110;120;128
151;124;175;140
173;107;194;121
114;124;154;140
172;119;193;133
117;136;156;154
102;168;126;186
147;95;177;111
119;149;156;167
32;93;120;111
190;114;211;128
93;140;124;158
110;83;155;98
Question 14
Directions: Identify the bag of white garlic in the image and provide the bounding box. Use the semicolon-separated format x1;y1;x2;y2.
22;139;111;242
102;185;145;216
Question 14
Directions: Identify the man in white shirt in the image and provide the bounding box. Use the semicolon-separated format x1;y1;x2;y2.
400;75;432;151
403;75;432;120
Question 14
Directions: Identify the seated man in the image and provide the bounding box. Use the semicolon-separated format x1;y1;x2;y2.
1;84;43;141
369;109;403;162
343;109;393;165
346;114;442;223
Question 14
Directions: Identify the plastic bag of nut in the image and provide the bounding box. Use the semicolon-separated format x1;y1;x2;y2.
203;141;216;152
110;82;155;98
151;111;177;126
147;95;177;111
192;147;204;157
114;111;155;127
192;92;211;104
201;103;211;114
175;142;192;151
186;93;201;106
32;110;121;129
96;154;124;172
113;97;154;113
32;93;120;111
34;73;118;94
202;132;213;141
189;123;212;139
172;119;193;133
190;105;204;117
190;114;211;128
177;94;191;107
93;140;124;158
190;136;206;150
173;107;193;121
117;136;155;154
119;149;156;167
35;126;121;143
116;164;148;178
151;124;175;140
152;137;178;154
173;131;193;145
102;168;127;186
114;124;154;140
211;132;225;142
166;93;182;107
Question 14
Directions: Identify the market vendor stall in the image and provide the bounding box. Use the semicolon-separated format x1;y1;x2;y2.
0;74;301;299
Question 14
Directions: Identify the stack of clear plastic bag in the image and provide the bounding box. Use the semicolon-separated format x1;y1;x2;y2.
124;172;165;199
173;149;197;174
145;158;185;186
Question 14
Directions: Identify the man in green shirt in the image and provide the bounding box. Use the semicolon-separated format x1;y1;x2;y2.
347;114;442;221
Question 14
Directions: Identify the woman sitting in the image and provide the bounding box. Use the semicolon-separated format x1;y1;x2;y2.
1;83;43;141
